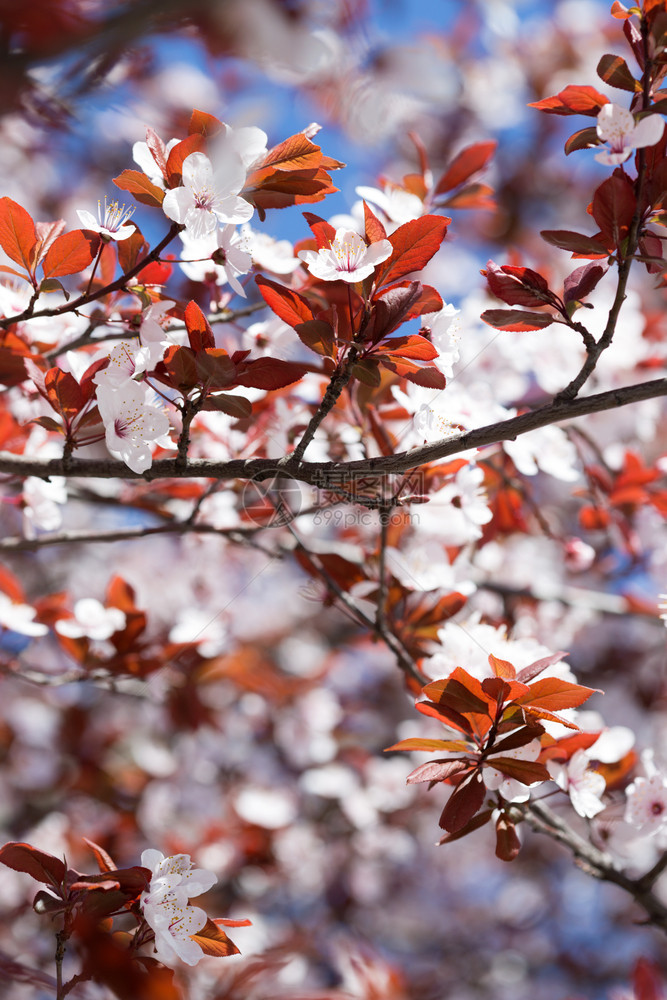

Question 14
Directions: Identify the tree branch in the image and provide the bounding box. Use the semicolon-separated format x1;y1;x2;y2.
1;377;664;483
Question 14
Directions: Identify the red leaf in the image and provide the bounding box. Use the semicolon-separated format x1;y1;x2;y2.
0;842;66;886
541;229;610;256
495;813;521;861
633;957;664;1000
33;219;67;268
439;769;486;833
363;200;388;244
435;140;497;195
188;109;223;138
563;262;608;303
375;333;438;361
145;127;168;179
295;319;336;358
201;393;253;418
117;228;149;275
592;173;636;251
423;669;495;717
485;757;551;784
185;300;215;351
481;309;554;331
166;134;206;187
236;357;307;390
366;281;425;342
45;368;84;420
375;215;450;286
517;677;600;712
406;759;470;784
112;169;165;208
42;230;100;279
611;1;631;16
0;197;37;274
489;653;516;679
302;211;337;250
516;652;569;684
438;807;494;844
256;133;323;172
255;274;314;327
528;85;609;116
378;356;447;387
483;260;554;308
155;345;199;392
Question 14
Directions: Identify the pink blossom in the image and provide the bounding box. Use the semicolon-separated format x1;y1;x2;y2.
594;104;665;166
298;228;392;283
139;850;217;967
162;152;252;240
96;381;171;474
484;738;545;803
0;593;47;637
625;753;667;835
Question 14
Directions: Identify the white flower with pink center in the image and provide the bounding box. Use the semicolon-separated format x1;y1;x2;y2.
140;850;216;967
594;103;665;166
298;228;393;283
96;381;171;474
547;749;606;818
94;341;145;390
659;595;667;627
162;151;253;240
77;197;136;241
179;225;252;297
55;598;126;641
625;752;667;834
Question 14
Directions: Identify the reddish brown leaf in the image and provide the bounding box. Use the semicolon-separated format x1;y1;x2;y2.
423;669;495;717
155;345;199;392
375;333;438;361
42;230;100;279
485;757;551;784
255;274;314;327
495;813;521;861
541;229;610;256
489;653;516;679
563;262;608;302
366;281;425;342
439;769;486;833
438;807;494;844
191;917;242;958
517;677;600;712
185;300;215;351
516;652;569;684
112;169;165;208
565;126;600;155
375;215;450;287
236;357;307;390
483;260;554;308
45;368;84;420
302;212;337;250
597;53;639;92
0;197;37;274
378;356;447;387
406;759;470;784
435;141;497;195
481;309;554;331
592;173;636;251
441;183;496;211
0;842;66;887
202;392;253;418
117;228;149;275
363;200;388;244
528;85;609;116
294;319;336;357
82;838;116;874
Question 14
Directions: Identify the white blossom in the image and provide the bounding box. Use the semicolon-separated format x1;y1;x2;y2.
96;381;171;474
162;151;252;240
139;850;217;967
625;752;667;835
179;225;252;296
484;738;545;803
55;598;126;641
298;229;392;283
0;593;48;637
77;197;136;241
595;103;665;166
547;749;606;818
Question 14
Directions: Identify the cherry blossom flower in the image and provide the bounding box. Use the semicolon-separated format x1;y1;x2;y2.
420;304;461;378
484;738;545;803
594;104;665;166
139;850;217;966
132;137;179;189
625;752;667;835
356;182;424;229
298;229;393;283
162;151;253;240
242;224;300;274
22;476;67;538
76;197;136;241
179;225;252;296
93;341;146;390
96;381;171;474
55;598;126;641
547;749;606;818
0;593;48;637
